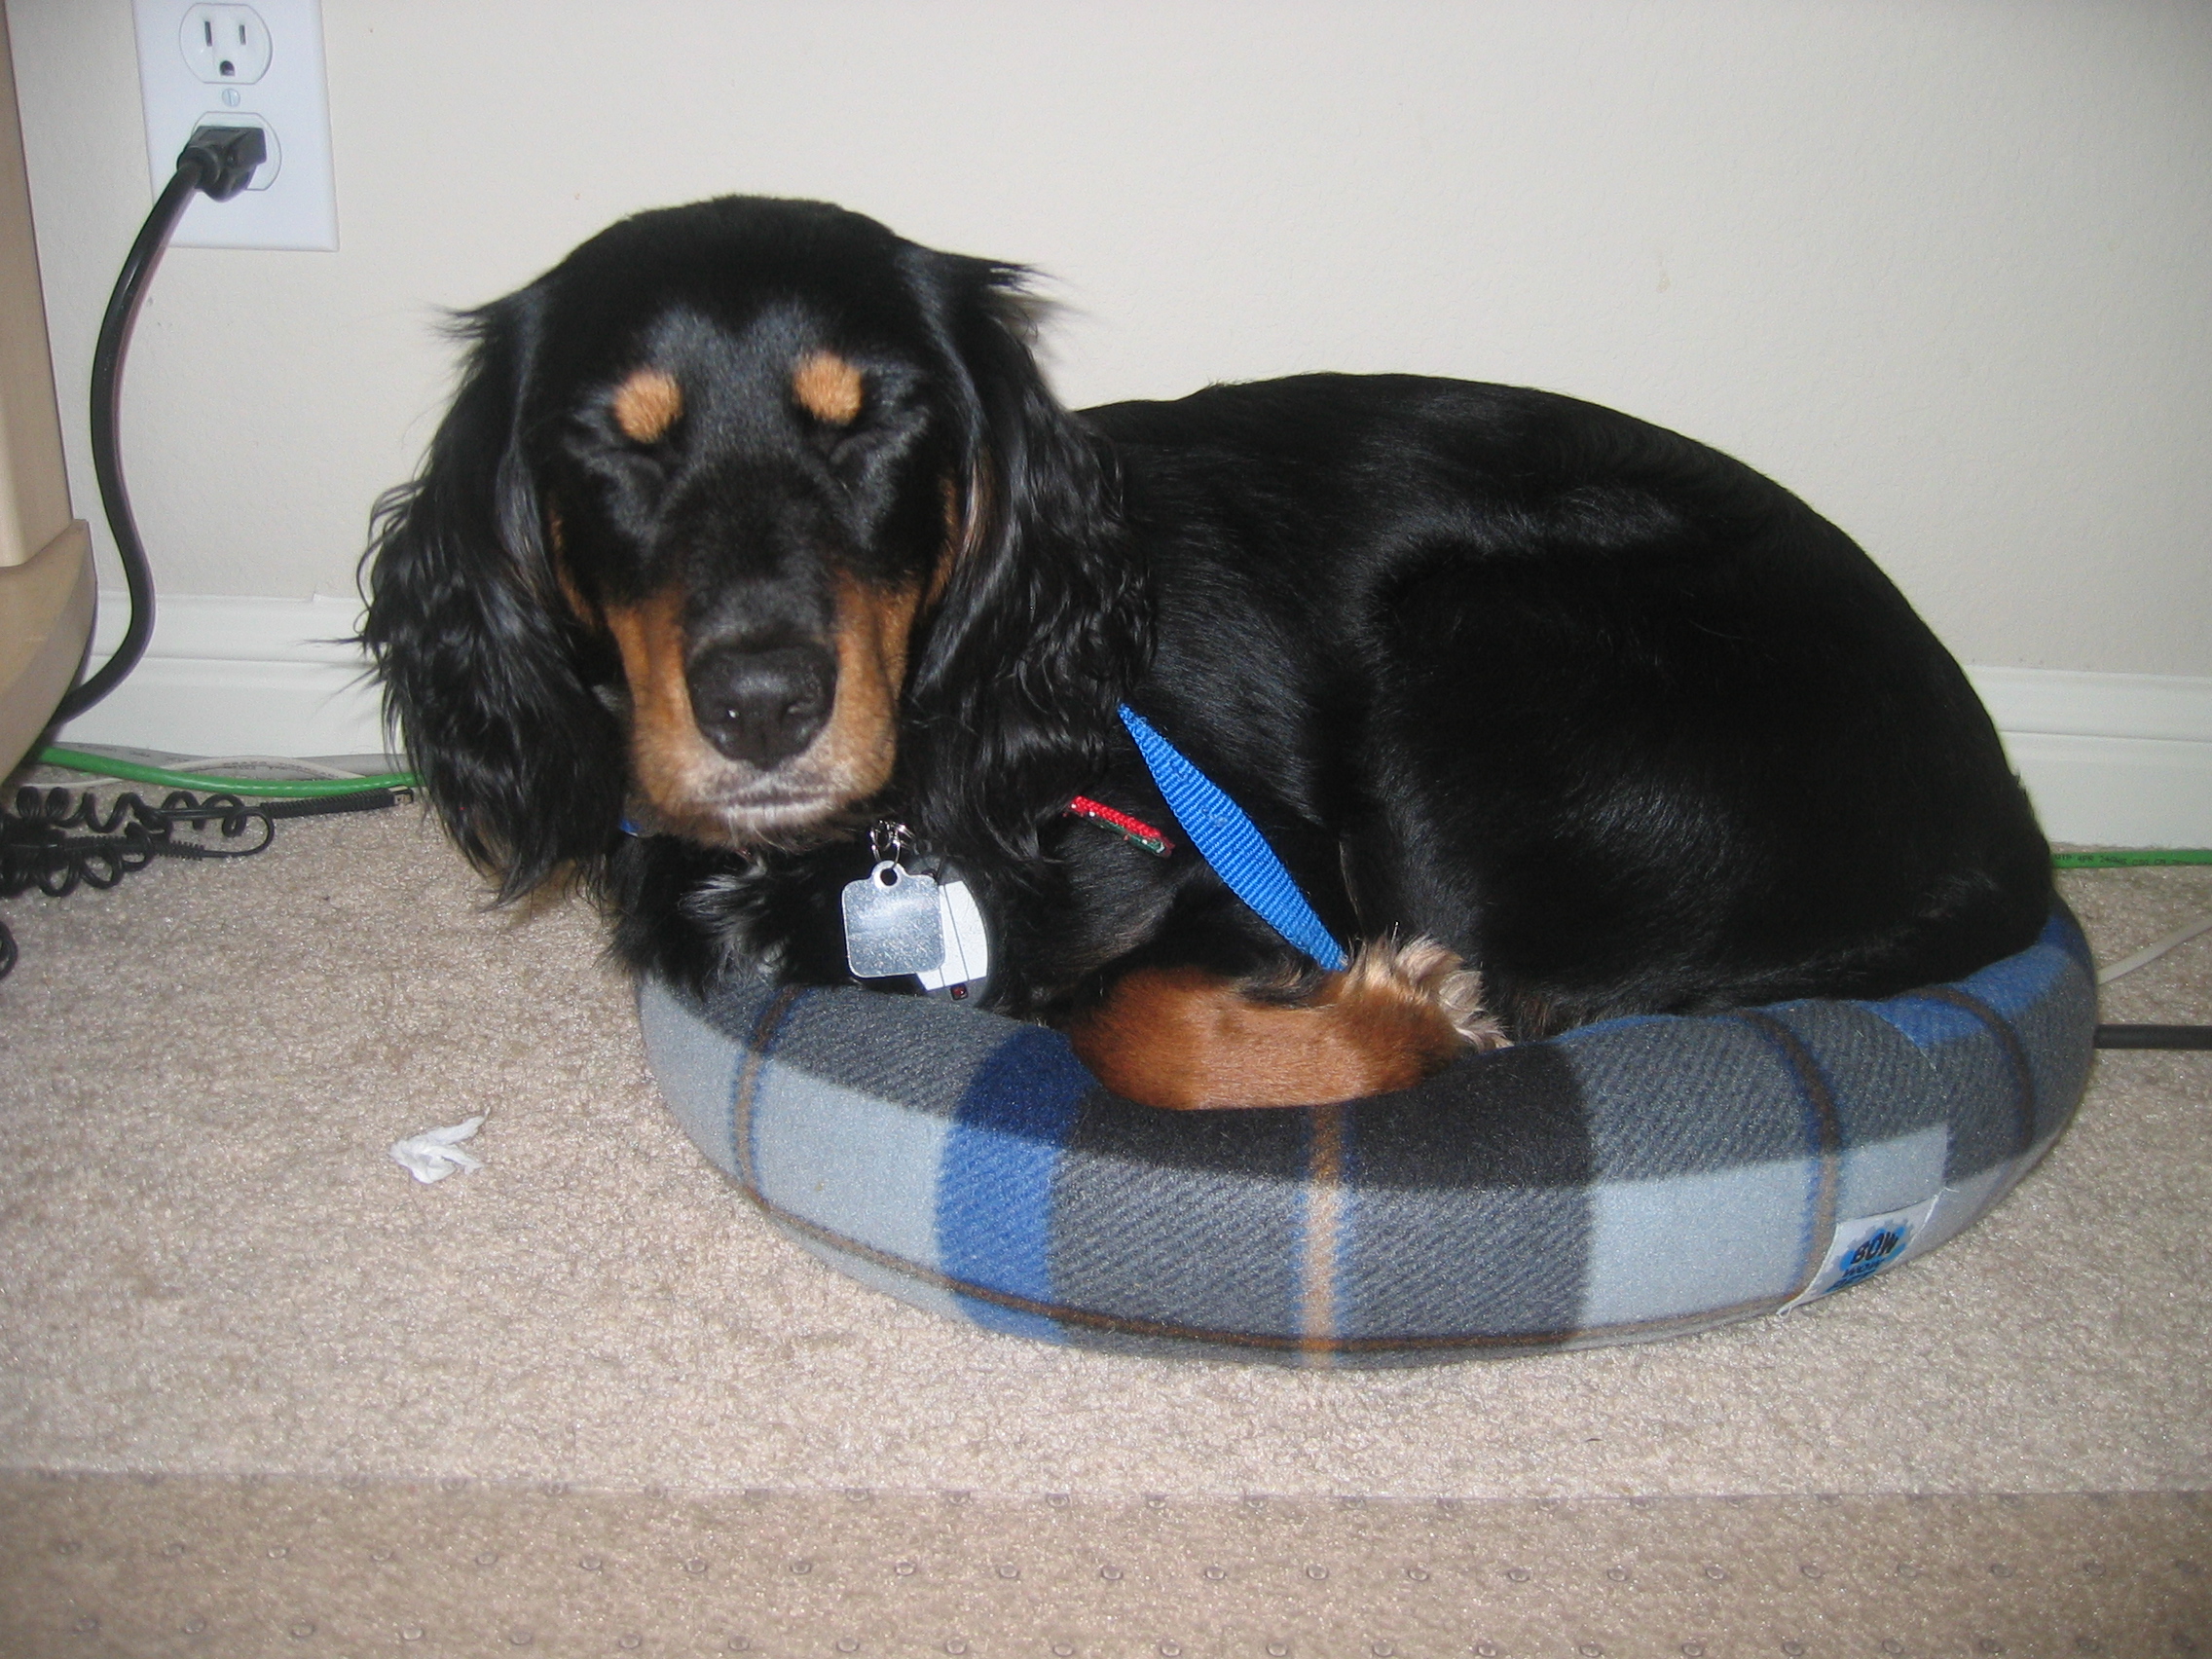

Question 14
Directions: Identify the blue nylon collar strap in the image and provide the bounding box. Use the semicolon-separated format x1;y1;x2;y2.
1116;704;1350;974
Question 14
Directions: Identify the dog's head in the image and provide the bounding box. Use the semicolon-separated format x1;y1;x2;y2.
363;197;1136;899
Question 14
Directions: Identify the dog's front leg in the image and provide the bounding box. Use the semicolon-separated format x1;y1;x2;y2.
1064;938;1507;1110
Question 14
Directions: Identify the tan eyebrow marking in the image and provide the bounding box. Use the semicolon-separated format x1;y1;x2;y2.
611;368;682;442
793;350;865;425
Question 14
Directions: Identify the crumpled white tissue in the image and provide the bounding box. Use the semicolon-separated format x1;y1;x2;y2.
388;1114;488;1183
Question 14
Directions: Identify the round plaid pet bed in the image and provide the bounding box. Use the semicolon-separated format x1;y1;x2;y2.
638;906;2096;1367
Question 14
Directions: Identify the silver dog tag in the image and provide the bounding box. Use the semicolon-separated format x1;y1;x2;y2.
842;860;945;978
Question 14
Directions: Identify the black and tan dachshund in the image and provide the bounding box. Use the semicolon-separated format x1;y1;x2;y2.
360;196;2050;1109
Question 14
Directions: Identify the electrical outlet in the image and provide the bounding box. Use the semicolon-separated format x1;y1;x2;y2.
179;5;274;85
132;0;336;250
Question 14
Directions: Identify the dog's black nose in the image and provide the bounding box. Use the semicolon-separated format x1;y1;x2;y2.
686;643;834;765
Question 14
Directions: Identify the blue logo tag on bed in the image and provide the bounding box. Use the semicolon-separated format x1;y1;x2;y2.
1835;1224;1909;1285
1786;1195;1942;1307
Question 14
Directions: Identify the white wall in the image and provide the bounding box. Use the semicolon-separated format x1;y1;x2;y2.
9;0;2210;681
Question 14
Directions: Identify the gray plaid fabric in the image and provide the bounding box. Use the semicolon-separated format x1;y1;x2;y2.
639;907;2095;1367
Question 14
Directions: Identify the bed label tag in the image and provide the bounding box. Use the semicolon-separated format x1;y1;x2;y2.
842;861;945;978
1785;1194;1943;1309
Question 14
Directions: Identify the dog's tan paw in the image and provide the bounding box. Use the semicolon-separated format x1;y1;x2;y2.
1064;934;1507;1111
1342;934;1512;1056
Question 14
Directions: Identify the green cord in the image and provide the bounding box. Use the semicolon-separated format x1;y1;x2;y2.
33;745;420;800
2051;849;2212;868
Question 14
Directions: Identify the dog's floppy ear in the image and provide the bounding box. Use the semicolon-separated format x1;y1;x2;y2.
902;252;1150;858
358;289;626;902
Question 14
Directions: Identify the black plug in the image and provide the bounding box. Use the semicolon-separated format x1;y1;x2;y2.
176;124;269;203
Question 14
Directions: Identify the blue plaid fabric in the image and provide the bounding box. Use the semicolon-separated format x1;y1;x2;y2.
638;906;2096;1367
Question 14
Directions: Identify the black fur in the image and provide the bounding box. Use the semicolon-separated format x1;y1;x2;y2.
361;195;2050;1042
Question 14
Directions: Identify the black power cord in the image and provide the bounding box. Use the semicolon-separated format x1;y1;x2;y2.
2095;1023;2212;1050
55;123;268;721
0;123;409;983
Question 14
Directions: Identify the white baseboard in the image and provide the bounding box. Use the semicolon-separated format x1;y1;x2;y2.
48;593;2212;847
55;592;386;759
1965;667;2212;848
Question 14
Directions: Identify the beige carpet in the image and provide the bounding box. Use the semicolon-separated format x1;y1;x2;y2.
1;785;2206;1654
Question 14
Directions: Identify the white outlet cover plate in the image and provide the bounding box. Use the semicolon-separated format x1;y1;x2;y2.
132;0;337;250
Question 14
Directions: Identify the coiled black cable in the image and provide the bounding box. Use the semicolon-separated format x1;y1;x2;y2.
0;782;405;979
4;786;273;899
